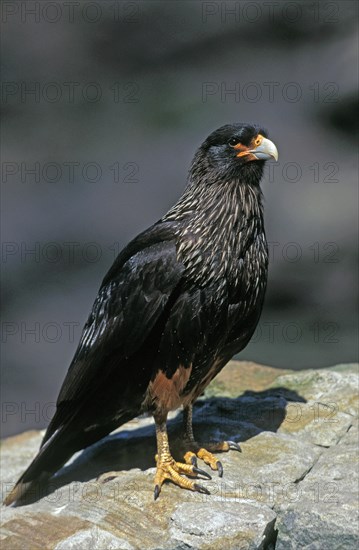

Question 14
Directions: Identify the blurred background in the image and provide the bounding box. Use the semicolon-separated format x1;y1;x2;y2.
1;0;358;437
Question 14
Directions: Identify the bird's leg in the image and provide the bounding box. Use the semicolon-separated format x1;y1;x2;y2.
182;404;241;478
153;416;211;500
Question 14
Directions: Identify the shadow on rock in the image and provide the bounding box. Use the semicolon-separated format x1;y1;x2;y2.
16;387;306;505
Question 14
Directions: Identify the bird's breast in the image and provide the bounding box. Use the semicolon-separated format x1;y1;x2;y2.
177;216;268;294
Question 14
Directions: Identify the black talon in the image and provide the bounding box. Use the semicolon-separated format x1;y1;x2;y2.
216;461;223;477
227;440;242;452
194;483;211;495
190;455;198;467
154;484;161;500
193;466;212;480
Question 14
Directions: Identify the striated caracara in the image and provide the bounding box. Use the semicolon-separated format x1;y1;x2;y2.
4;123;278;504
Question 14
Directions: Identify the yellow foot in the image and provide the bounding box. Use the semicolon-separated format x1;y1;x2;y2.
184;440;241;478
154;456;211;500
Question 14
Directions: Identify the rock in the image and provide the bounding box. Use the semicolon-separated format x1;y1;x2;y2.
275;418;359;550
1;362;358;549
170;501;276;549
55;528;137;550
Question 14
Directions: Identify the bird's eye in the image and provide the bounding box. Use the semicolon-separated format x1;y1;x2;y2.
228;137;240;147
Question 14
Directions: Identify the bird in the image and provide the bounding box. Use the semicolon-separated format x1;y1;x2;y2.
4;123;278;505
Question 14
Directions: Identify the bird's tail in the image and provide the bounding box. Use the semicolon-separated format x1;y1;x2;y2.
3;428;75;506
3;414;128;506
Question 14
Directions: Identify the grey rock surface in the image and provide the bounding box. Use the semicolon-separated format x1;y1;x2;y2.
1;362;358;549
275;418;359;550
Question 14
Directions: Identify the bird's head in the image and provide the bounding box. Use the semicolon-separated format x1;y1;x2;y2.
190;123;278;184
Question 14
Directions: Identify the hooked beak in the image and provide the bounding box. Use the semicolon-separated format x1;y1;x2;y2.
250;137;278;161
